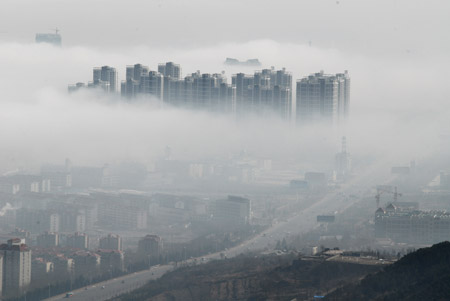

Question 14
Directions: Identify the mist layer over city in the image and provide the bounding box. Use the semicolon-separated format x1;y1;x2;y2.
0;0;449;300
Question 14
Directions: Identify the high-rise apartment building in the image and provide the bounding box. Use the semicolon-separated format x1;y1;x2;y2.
36;232;59;248
232;68;292;119
296;70;350;125
98;250;125;272
91;66;118;93
0;238;31;297
66;232;89;250
121;63;236;113
158;62;181;79
137;235;162;260
99;234;122;251
121;64;164;100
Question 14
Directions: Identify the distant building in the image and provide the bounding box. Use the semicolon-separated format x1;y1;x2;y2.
296;70;350;125
121;64;163;100
0;238;31;297
0;177;20;194
66;232;89;250
91;66;118;93
97;249;125;273
35;31;62;46
40;159;72;191
212;195;251;227
36;232;59;248
232;67;292;119
71;165;112;189
137;235;162;260
0;175;50;193
97;196;147;230
72;251;100;277
158;62;181;79
99;234;122;251
375;205;450;244
68;82;86;93
31;258;53;284
16;209;60;234
52;255;73;277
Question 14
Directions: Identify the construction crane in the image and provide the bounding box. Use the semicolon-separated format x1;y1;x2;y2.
375;186;402;208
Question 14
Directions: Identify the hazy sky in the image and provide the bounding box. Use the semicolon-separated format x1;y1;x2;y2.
0;0;448;173
1;0;449;55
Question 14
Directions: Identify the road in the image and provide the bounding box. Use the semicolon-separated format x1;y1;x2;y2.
45;265;172;301
46;160;394;300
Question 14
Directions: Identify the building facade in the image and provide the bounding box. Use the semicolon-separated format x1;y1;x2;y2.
99;234;122;251
232;68;292;119
0;239;31;297
91;66;118;93
296;70;350;125
375;204;450;244
212;195;251;227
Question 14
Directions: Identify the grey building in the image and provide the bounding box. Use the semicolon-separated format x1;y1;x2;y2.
0;239;31;298
66;232;89;250
121;63;236;113
212;195;251;227
99;234;122;251
158;62;181;79
375;204;450;244
121;64;164;101
296;70;350;125
91;66;118;93
137;235;162;262
36;232;59;248
232;68;292;119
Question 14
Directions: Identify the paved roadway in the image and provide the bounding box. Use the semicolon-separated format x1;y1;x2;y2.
45;265;173;301
46;161;394;300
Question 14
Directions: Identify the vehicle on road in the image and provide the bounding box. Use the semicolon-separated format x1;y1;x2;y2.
65;292;74;298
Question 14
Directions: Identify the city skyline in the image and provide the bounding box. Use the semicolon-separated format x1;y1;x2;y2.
69;62;349;123
1;0;449;299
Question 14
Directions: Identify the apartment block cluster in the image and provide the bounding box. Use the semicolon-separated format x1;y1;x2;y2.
0;232;163;298
375;203;450;244
69;62;350;123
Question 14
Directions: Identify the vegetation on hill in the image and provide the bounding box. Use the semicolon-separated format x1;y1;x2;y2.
111;252;381;301
326;241;450;300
